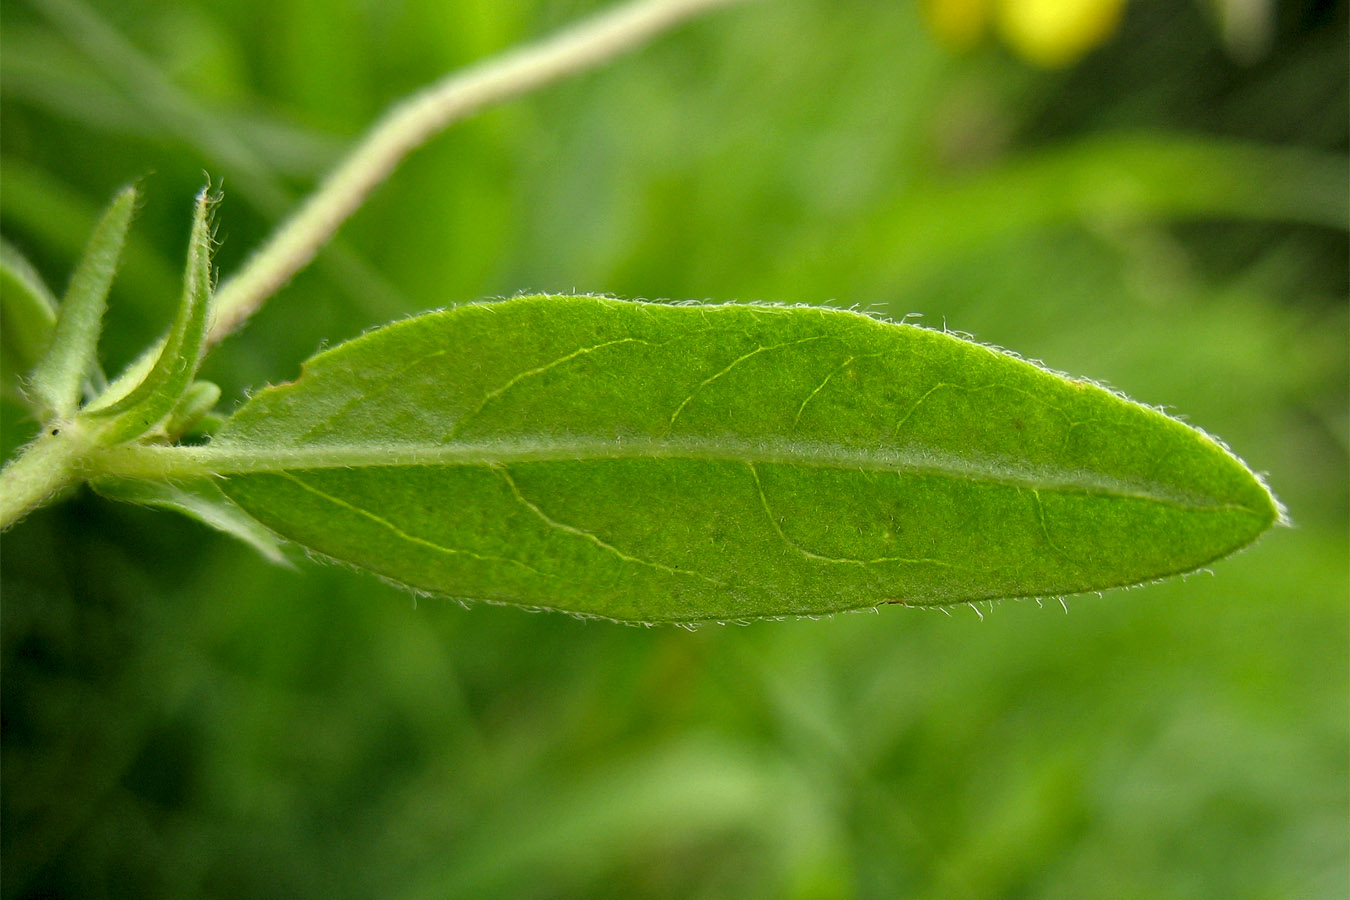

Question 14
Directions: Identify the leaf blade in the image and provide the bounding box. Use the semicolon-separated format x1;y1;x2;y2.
85;188;214;440
212;295;1279;623
27;184;137;417
91;475;289;565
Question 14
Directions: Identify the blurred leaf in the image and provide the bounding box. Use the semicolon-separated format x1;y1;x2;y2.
786;133;1349;296
28;0;289;211
0;159;180;312
0;238;59;404
409;737;781;900
25;0;414;324
0;32;342;177
211;295;1278;622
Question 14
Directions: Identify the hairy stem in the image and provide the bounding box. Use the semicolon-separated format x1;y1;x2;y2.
0;427;87;530
207;0;754;347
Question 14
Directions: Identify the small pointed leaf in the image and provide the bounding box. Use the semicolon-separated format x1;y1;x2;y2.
165;380;222;440
86;188;214;441
0;238;59;405
91;475;288;565
84;339;162;412
210;295;1280;623
28;184;137;417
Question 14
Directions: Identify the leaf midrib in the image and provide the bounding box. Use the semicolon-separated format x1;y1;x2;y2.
157;436;1260;515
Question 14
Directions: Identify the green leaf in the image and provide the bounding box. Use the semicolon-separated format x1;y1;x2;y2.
27;183;137;418
85;339;163;412
91;475;288;565
209;295;1280;623
0;238;59;405
164;380;222;440
85;188;214;441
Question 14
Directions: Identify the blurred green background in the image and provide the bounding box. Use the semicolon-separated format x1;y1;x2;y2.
2;0;1346;897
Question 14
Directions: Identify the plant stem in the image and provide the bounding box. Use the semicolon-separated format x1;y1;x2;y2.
207;0;755;347
0;428;86;530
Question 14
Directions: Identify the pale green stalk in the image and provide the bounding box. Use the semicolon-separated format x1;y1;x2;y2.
0;427;89;527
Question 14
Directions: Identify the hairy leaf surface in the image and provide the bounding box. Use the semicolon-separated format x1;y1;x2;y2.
28;184;136;417
212;295;1279;623
86;189;214;440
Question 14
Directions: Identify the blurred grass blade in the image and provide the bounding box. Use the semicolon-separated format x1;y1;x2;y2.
91;475;288;565
28;183;136;418
796;133;1350;288
29;0;290;210
412;738;778;899
0;238;59;406
28;0;408;325
209;295;1281;623
86;189;214;441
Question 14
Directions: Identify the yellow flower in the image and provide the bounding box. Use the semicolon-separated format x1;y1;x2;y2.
997;0;1128;66
921;0;1128;67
